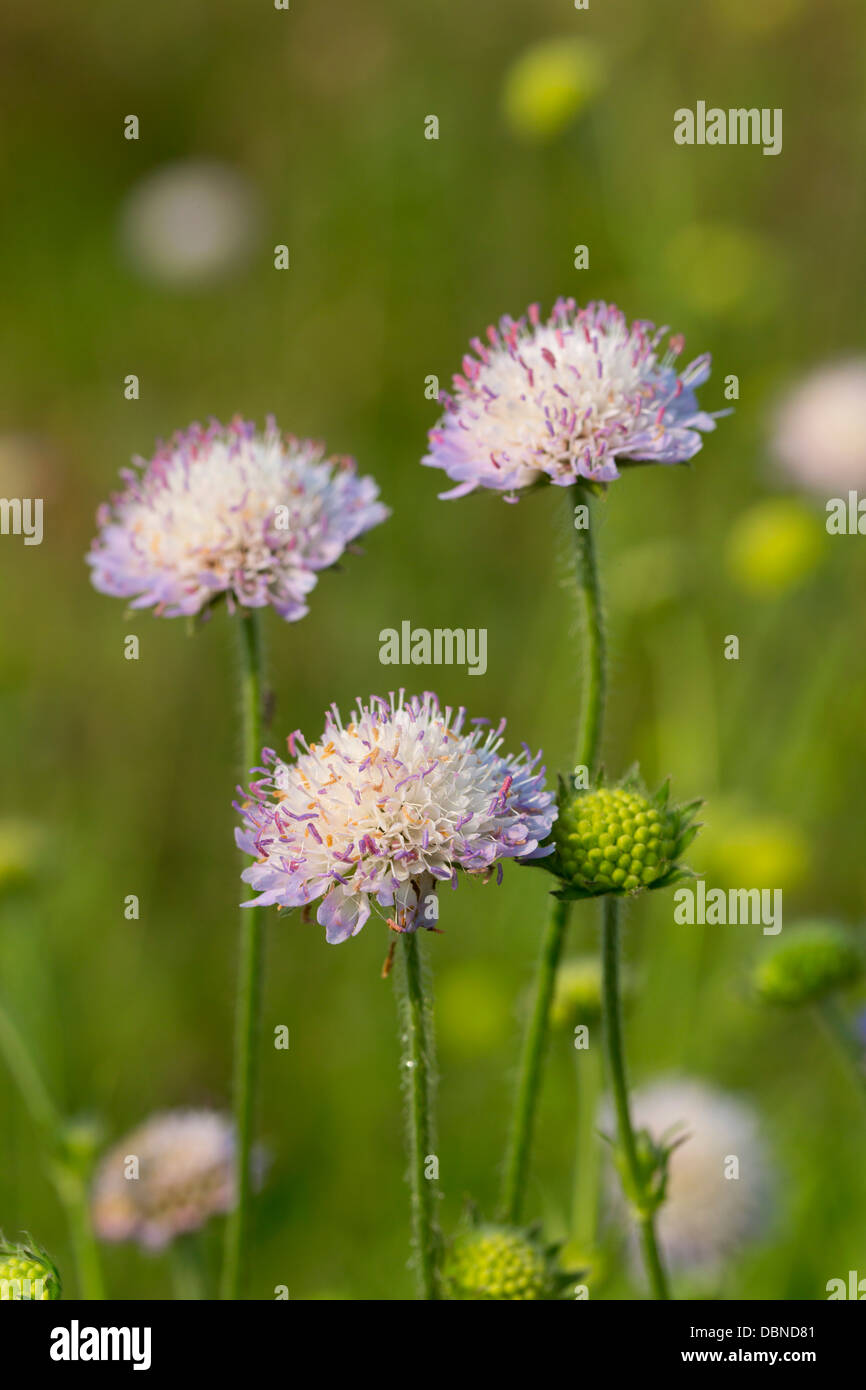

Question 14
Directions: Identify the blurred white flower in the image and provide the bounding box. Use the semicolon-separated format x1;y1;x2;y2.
603;1078;771;1278
772;361;866;493
92;1109;236;1251
119;161;260;288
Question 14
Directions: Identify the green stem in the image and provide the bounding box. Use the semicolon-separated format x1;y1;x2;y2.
499;898;569;1223
499;486;606;1223
221;611;266;1301
571;1040;602;1250
571;483;606;773
0;998;61;1134
0;998;105;1299
601;896;670;1300
394;932;440;1299
59;1174;106;1301
815;998;866;1105
171;1233;207;1300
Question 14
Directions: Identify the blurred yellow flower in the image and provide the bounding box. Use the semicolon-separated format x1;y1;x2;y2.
502;38;606;142
726;498;824;596
695;803;810;892
0;820;42;894
664;222;783;320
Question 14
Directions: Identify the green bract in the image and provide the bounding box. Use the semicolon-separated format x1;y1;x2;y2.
443;1220;578;1301
0;1236;62;1300
539;771;701;901
755;922;863;1007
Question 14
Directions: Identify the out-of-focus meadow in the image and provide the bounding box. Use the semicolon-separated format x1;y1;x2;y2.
1;0;865;1298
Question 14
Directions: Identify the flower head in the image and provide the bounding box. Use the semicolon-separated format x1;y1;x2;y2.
0;1236;62;1300
87;417;388;620
424;299;720;501
236;691;555;943
91;1109;236;1251
546;772;701;900
443;1221;576;1301
772;360;866;493
755;922;863;1007
602;1078;770;1278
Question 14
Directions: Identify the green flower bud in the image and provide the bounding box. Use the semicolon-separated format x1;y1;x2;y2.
550;955;634;1029
0;1237;62;1300
550;775;700;900
551;956;604;1029
755;923;863;1007
444;1223;573;1301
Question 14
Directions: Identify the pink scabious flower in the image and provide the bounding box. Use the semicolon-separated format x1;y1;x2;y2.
424;299;720;501
236;691;556;944
771;359;866;494
87;416;389;620
91;1110;236;1251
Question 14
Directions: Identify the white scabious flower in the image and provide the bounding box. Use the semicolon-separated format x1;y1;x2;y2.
236;691;556;943
602;1078;771;1277
91;1110;236;1251
424;299;721;502
120;160;260;287
772;360;866;493
87;417;389;620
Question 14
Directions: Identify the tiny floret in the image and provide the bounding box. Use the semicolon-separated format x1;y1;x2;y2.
87;417;389;620
425;300;720;501
236;692;555;943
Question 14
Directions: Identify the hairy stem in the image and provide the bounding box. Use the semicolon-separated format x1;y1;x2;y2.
221;610;266;1300
500;898;569;1223
499;485;606;1223
571;1040;602;1251
394;932;440;1299
601;896;670;1300
571;484;606;773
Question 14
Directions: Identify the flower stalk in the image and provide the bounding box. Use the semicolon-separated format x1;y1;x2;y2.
571;1041;602;1251
500;485;605;1223
394;932;441;1300
601;896;670;1299
0;999;105;1299
221;610;266;1300
815;997;866;1106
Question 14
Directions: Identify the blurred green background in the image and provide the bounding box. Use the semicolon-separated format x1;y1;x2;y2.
1;0;865;1299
